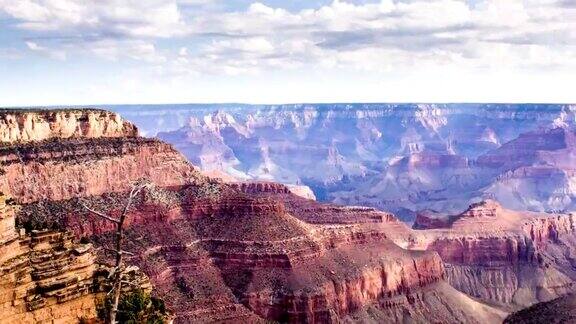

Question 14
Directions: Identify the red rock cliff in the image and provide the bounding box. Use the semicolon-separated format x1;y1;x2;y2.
413;200;576;307
0;137;200;203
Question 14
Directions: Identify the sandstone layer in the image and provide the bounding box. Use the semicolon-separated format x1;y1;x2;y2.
0;137;200;204
0;109;137;144
0;192;106;323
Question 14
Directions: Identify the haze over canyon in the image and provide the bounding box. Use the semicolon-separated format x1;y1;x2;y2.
112;103;576;222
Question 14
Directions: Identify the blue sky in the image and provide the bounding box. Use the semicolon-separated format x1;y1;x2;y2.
0;0;575;106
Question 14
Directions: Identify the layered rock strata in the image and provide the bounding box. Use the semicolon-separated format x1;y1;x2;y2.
21;176;504;323
412;200;576;308
0;108;509;322
66;182;502;323
0;109;137;144
0;193;104;323
0;137;200;204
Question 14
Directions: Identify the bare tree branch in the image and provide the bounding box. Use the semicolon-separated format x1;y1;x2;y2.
80;179;151;324
120;280;142;288
81;202;120;223
103;248;135;256
107;266;120;279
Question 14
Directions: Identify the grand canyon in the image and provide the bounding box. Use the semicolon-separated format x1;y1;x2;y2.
0;106;575;323
2;0;574;321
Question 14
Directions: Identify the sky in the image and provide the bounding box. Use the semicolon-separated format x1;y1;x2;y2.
0;0;575;106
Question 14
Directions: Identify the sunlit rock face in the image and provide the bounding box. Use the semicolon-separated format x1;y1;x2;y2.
112;103;576;221
0;192;110;324
0;109;198;204
0;109;137;143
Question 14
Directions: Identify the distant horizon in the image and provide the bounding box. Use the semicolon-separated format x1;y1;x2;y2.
2;101;576;110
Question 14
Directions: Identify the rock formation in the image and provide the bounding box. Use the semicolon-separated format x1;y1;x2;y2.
412;200;576;309
0;109;137;144
80;184;504;323
0;137;199;204
0;192;106;323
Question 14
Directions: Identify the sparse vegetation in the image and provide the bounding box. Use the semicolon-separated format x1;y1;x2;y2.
17;200;68;232
181;180;223;201
143;184;180;206
98;289;168;324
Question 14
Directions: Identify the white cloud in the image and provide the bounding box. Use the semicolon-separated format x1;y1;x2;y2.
26;40;67;60
0;0;188;37
85;40;166;62
1;0;576;84
180;0;576;74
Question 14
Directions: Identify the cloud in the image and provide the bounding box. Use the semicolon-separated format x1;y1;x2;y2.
0;0;188;37
182;0;576;73
1;0;575;75
26;40;67;60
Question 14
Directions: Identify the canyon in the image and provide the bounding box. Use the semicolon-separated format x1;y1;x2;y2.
0;107;575;323
111;103;576;221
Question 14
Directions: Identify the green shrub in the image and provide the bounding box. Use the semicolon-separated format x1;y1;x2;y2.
98;289;168;324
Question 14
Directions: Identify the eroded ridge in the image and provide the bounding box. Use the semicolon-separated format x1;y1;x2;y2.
412;200;576;308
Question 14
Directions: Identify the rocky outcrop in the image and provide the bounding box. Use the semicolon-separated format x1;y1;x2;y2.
413;209;457;229
0;109;137;144
286;184;317;200
457;200;500;218
0;193;105;323
522;213;575;245
239;243;445;322
477;127;574;170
